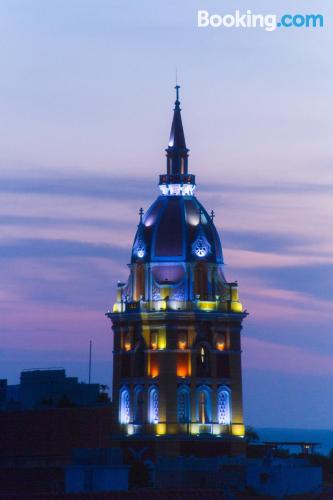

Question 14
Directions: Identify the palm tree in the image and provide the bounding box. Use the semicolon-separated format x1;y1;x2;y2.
245;425;260;443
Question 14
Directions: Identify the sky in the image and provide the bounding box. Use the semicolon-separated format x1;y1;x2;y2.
0;0;332;429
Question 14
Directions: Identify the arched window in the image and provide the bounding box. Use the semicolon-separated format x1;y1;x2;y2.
217;387;231;425
194;262;208;298
148;386;159;424
134;346;145;377
215;334;226;351
196;386;212;424
119;387;130;424
177;386;190;423
134;386;144;424
196;344;210;377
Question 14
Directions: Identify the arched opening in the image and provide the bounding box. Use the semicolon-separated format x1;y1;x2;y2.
134;386;144;424
148;386;159;424
178;330;188;350
134;346;145;378
122;331;132;351
119;387;130;424
177;386;190;423
196;344;210;377
121;354;131;378
217;387;231;425
215;333;226;351
194;263;208;298
134;263;145;301
196;386;212;424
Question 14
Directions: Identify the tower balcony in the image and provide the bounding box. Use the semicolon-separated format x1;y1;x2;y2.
111;296;244;315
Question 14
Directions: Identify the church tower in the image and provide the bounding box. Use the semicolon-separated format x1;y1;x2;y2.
107;87;247;445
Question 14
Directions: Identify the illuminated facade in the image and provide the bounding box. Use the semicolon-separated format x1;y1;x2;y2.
107;87;247;439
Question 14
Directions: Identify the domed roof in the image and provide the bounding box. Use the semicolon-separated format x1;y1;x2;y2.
131;195;223;264
131;86;224;266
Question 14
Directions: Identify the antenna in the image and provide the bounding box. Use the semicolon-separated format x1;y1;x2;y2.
88;340;92;384
139;207;144;224
175;83;181;103
175;69;180;105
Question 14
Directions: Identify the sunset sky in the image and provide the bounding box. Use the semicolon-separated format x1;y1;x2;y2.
0;0;332;429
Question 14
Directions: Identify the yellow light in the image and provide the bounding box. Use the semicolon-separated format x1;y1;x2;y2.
158;331;166;350
190;424;199;435
216;341;225;351
198;301;216;312
177;367;187;377
230;301;243;313
112;302;125;313
124;342;131;351
127;424;134;435
232;424;245;437
231;286;239;302
156;423;166;435
178;340;187;350
151;341;158;350
177;352;189;377
213;424;222;435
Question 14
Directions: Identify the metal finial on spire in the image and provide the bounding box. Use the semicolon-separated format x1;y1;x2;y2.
210;210;215;222
139;208;144;224
175;84;180;107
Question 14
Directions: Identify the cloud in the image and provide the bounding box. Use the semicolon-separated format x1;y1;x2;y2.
0;238;128;259
243;337;333;376
238;262;333;301
222;228;309;254
0;172;155;200
2;169;333;199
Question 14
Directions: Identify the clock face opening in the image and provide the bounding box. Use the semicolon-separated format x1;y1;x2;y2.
136;246;145;258
194;239;208;257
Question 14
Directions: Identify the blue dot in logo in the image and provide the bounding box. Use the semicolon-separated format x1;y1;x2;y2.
277;22;281;27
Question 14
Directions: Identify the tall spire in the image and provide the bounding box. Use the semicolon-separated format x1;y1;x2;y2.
167;85;188;160
159;85;196;196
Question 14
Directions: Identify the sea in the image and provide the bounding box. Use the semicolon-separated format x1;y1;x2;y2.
256;428;333;456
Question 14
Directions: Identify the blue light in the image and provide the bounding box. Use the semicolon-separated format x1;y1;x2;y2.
136;246;145;258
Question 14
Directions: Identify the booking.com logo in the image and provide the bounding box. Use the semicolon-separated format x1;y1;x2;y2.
198;10;324;31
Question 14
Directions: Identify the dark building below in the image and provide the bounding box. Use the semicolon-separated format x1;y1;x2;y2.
0;368;109;411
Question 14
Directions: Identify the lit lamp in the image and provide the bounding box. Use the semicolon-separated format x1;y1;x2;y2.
124;333;132;351
124;342;132;352
216;335;225;351
150;333;158;351
177;366;187;378
178;332;187;350
178;340;187;350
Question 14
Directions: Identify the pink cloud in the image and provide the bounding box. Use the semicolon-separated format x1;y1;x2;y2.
0;301;112;355
243;337;333;376
225;248;333;269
